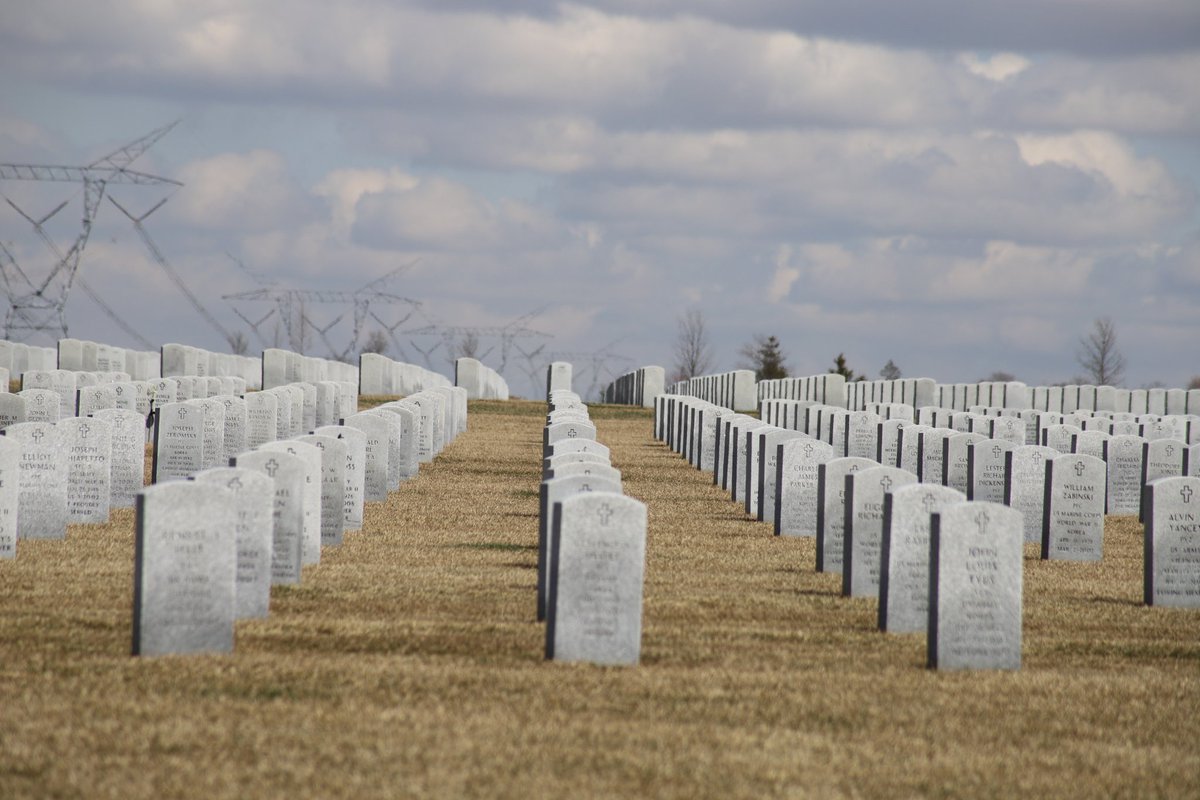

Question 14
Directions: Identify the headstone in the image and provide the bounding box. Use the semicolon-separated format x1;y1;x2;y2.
928;502;1023;671
1042;424;1082;454
364;409;404;490
232;449;306;585
543;420;598;458
132;481;237;656
1043;454;1106;562
878;483;965;633
258;440;322;565
19;388;61;423
843;465;918;597
943;432;985;493
537;473;622;621
1003;445;1055;543
0;394;28;430
219;395;248;463
1142;476;1200;607
61;416;113;524
193;467;274;619
1071;429;1110;461
918;428;953;484
816;457;877;574
190;398;226;470
244;391;278;448
93;408;148;508
5;422;67;539
314;425;367;531
756;429;805;521
545;492;646;666
844;411;882;460
343;413;391;502
966;439;1014;503
775;438;836;537
298;434;349;547
0;437;20;557
1103;435;1147;515
151;402;205;482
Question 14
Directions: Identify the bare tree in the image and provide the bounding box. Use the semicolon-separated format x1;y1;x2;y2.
228;331;249;356
456;331;481;360
360;329;389;356
981;371;1015;382
1077;316;1127;386
672;308;714;383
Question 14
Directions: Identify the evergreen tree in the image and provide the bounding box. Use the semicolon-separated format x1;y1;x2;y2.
740;334;789;380
829;352;858;381
879;359;901;380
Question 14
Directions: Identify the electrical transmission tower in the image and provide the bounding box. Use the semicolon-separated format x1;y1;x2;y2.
405;306;552;373
0;121;182;342
223;260;422;362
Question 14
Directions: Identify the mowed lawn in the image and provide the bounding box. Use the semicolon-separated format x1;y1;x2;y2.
0;398;1197;799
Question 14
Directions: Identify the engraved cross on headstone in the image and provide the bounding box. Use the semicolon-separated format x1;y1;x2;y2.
567;428;577;438
78;423;90;438
1182;486;1194;504
598;503;614;526
992;445;1002;458
1074;461;1087;477
178;407;188;419
880;475;893;493
974;510;990;533
922;493;937;513
31;428;44;443
1165;445;1175;457
265;458;280;477
804;443;814;456
227;477;243;492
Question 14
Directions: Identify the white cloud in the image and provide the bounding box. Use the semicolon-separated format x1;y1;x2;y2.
169;149;313;232
959;52;1031;82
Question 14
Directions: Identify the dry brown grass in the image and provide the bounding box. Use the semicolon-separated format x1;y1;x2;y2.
1;398;1197;799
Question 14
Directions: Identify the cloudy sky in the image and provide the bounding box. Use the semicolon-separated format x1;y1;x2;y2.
2;1;1197;397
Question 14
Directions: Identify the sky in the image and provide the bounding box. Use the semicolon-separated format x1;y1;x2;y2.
1;0;1198;398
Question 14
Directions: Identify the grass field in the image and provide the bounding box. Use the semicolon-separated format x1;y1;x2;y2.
1;398;1197;799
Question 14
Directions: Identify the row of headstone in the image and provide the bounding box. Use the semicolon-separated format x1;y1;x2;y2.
454;357;509;400
261;348;357;390
667;369;757;412
57;337;160;381
132;384;469;655
0;341;57;380
12;369;259;429
0;409;149;552
653;392;1193;665
546;362;572;400
752;373;848;408
757;371;1200;417
358;352;451;396
601;365;664;408
160;343;263;388
656;392;1026;669
540;389;646;666
150;381;366;483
